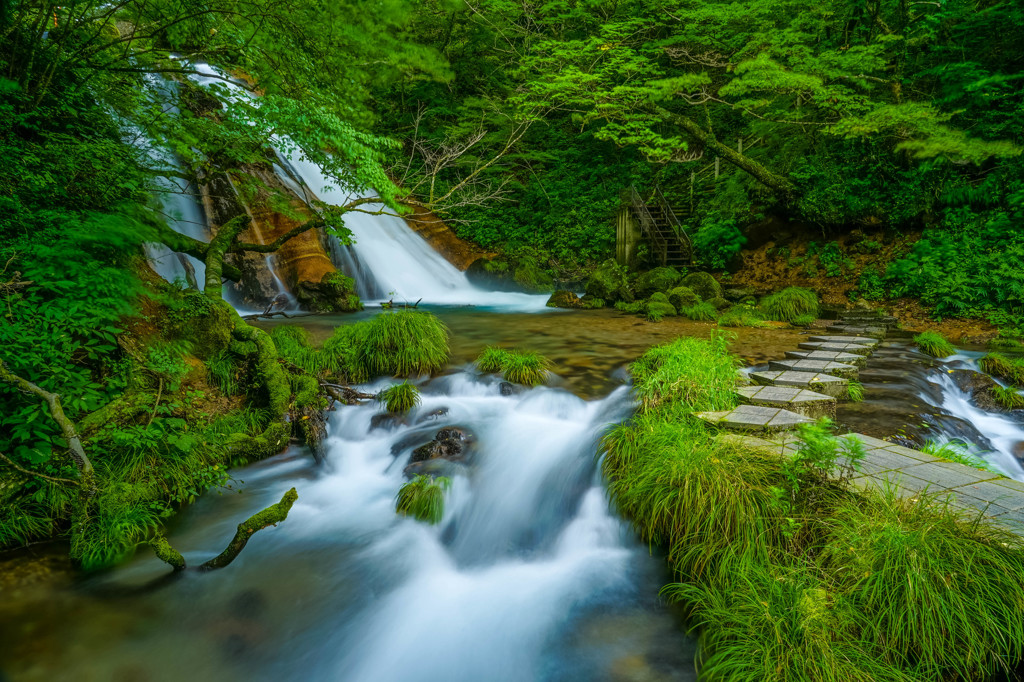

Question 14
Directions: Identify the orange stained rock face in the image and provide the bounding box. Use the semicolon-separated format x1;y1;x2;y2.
403;205;494;271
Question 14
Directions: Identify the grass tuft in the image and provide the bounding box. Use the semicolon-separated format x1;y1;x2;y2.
920;440;1001;474
914;330;956;358
993;385;1024;410
979;352;1024;386
791;312;817;327
628;334;740;411
475;347;551;386
718;304;769;328
679;301;717;321
761;287;820;323
380;381;420;413
847;379;864;402
324;310;450;380
395;475;450;524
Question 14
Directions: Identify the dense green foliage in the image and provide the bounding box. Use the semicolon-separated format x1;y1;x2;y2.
604;336;1024;679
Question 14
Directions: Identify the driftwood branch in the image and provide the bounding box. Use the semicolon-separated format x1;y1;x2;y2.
0;451;81;486
0;359;94;477
149;487;299;572
321;383;375;404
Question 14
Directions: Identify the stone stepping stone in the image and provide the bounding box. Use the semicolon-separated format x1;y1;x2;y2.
697;404;814;434
750;370;850;399
769;358;859;379
737;385;836;419
841;314;897;327
785;349;867;368
825;324;887;339
808;335;880;346
797;341;874;356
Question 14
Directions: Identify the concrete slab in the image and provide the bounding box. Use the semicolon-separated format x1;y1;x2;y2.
797;341;875;356
899;462;999;489
784;350;867;368
769;358;860;379
808;335;880;346
952;481;1024;511
696;404;814;434
826;325;887;339
737;384;836;419
750;370;850;400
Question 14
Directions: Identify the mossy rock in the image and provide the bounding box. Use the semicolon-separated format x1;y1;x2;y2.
723;286;756;302
585;259;632;302
168;290;234;357
579;295;605;309
295;272;363;313
645;300;677;321
513;260;555;293
708;296;730;310
546;290;582;309
634;267;682;299
667;286;701;311
681;272;723;301
648;292;670;304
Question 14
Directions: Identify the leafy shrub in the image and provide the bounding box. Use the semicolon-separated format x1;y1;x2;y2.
693;217;747;270
380;381;421;413
395;475;450;524
761;287;819;323
475;347;551;386
914;331;956;358
854;267;886;301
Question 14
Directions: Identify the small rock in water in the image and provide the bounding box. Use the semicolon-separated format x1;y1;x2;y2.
546;289;583;309
415;407;449;424
410;426;475;463
949;370;1002;412
499;381;522;396
370;413;405;431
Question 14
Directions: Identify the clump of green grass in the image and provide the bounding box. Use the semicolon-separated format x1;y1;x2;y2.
629;334;740;412
820;486;1024;679
475;347;551;386
914;330;956;358
791;313;817;327
272;325;331;374
679;301;717;321
920;440;1001;474
205;349;239;395
718;304;769;328
323;310;450;380
979;352;1024;386
380;381;420;413
993;385;1024;410
760;287;819;323
395;475;450;524
847;379;864;402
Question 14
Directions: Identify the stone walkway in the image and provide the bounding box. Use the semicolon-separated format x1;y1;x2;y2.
706;310;1024;534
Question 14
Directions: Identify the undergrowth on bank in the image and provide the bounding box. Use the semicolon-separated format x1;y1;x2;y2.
603;335;1024;679
761;287;820;323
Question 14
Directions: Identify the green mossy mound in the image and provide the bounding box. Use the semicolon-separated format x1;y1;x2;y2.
681;271;723;301
645;293;677;322
634;267;683;299
546;290;582;308
708;296;731;310
667;286;701;311
295;271;362;313
585;259;632;302
719;304;769;328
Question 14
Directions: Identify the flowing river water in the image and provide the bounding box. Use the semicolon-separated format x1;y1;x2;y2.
3;310;1023;682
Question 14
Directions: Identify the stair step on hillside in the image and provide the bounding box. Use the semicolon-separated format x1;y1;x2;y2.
750;370;850;400
768;359;859;379
808;335;881;347
737;385;836;419
697;404;815;434
797;341;875;356
785;350;867;368
825;324;887;339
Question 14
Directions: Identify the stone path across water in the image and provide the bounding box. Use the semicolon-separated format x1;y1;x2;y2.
709;310;1024;535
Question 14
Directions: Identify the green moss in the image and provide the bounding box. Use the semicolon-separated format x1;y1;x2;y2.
681;271;723;301
914;330;956;358
761;287;820;323
719;304;769;328
513;259;555;293
666;285;701;310
295;271;363;313
645;295;677;321
708;296;730;310
585;259;632;302
614;300;644;314
579;295;605;309
546;290;582;308
634;267;682;298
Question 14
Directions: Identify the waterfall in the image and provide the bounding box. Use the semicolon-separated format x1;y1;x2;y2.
279;153;550;311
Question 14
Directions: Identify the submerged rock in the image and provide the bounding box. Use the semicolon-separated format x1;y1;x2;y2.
546;290;583;308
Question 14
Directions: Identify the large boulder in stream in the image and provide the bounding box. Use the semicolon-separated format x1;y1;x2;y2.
409;427;475;464
681;272;723;301
546;290;583;309
585;259;632;303
950;370;1003;412
633;267;683;299
295;271;363;313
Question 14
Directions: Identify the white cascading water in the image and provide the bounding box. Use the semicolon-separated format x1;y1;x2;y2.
917;351;1024;480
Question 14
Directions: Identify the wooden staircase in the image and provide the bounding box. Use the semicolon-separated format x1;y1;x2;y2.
625;186;693;267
